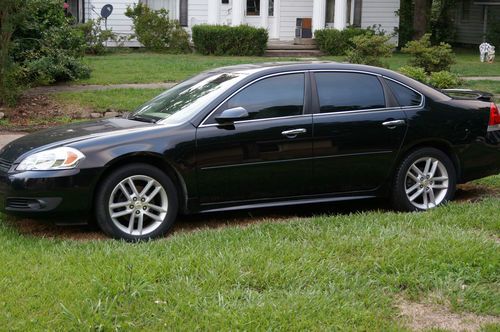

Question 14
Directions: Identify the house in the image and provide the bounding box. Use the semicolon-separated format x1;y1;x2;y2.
65;0;400;45
452;0;500;45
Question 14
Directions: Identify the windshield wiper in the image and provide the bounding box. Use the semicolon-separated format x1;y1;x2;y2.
128;114;159;123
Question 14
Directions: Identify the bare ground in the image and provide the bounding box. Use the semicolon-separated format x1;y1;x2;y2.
397;297;500;331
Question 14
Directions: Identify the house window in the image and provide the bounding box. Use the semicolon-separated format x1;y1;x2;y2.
179;0;188;26
246;0;274;16
222;0;229;3
460;0;472;21
325;0;362;27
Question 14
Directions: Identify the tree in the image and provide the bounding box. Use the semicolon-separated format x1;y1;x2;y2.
413;0;433;39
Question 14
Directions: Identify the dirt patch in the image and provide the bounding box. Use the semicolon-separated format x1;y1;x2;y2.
455;183;500;202
397;298;500;331
0;95;94;132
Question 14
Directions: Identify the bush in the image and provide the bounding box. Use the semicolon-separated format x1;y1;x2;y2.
345;34;394;67
192;25;268;56
402;33;455;73
398;66;428;83
125;3;190;53
1;0;90;105
315;27;373;56
78;18;118;55
428;71;462;89
398;66;461;89
486;10;500;48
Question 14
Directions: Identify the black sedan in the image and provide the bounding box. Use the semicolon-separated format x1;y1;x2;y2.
1;63;499;240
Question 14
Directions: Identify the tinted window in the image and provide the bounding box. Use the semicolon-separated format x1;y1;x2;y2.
315;72;385;113
385;79;422;107
215;73;305;122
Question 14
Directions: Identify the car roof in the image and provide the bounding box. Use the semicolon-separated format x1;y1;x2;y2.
205;61;448;101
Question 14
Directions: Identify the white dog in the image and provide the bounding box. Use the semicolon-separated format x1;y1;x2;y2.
479;42;495;63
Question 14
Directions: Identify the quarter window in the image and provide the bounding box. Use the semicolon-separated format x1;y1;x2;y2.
314;72;386;113
208;73;305;123
385;79;422;107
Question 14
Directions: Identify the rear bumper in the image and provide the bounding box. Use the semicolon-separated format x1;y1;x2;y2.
0;168;102;219
460;131;500;183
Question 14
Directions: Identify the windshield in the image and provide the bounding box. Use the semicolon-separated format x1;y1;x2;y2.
131;71;248;124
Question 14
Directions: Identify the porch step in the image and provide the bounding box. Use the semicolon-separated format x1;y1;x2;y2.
266;43;318;50
264;49;324;57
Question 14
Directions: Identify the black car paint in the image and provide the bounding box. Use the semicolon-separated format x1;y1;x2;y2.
0;63;499;219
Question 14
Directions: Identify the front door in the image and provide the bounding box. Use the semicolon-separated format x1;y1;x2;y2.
311;71;409;193
196;72;313;205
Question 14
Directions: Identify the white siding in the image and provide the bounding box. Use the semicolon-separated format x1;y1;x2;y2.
188;0;208;26
87;0;139;46
360;0;399;43
279;0;313;40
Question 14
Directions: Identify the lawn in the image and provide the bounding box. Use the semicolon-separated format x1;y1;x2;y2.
77;50;500;86
0;175;498;330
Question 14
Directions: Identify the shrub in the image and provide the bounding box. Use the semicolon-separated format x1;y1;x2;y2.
78;18;118;55
428;71;462;89
345;34;394;67
192;25;268;56
125;3;190;53
314;27;373;56
398;66;429;83
1;0;89;105
402;33;455;73
486;10;500;48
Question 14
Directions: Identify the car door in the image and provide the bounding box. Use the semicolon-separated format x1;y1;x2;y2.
311;71;410;194
195;72;313;205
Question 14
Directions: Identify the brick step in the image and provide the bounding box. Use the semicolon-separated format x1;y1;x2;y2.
264;49;324;57
266;44;319;50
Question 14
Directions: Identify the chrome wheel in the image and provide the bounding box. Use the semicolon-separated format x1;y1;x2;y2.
405;157;449;210
108;175;169;236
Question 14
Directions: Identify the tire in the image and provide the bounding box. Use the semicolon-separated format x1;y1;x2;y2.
95;163;178;241
392;148;456;212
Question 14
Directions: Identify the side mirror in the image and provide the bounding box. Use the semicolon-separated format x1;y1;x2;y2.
215;107;250;124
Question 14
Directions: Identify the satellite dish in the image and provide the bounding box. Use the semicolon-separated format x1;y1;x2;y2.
101;4;113;19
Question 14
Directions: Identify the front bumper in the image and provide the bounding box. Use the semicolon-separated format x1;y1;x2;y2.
0;168;102;218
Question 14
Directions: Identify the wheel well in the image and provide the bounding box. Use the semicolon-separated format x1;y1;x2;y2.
92;154;188;214
398;141;462;182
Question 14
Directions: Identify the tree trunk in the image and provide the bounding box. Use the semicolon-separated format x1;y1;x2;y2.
413;0;432;39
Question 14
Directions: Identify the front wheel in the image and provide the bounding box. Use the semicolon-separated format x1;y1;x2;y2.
392;148;456;211
95;163;178;241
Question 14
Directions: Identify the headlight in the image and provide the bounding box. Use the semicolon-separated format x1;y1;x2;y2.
16;147;85;171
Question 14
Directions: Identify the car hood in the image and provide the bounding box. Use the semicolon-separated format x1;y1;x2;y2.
0;118;154;162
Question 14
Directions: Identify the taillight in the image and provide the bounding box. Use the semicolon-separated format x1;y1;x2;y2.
489;102;500;126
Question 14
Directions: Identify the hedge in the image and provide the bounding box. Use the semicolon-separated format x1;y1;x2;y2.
192;25;268;56
314;27;373;56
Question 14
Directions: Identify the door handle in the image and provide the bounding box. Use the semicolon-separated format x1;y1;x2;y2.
281;128;307;138
382;119;406;129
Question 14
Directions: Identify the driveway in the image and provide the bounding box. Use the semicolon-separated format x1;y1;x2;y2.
0;132;25;148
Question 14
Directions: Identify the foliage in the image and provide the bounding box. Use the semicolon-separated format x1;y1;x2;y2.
486;10;500;48
0;0;90;105
399;65;429;83
395;0;414;48
314;27;374;56
77;18;119;55
345;34;394;67
429;0;456;44
428;70;462;89
402;34;455;73
125;3;190;53
192;25;268;56
399;65;461;89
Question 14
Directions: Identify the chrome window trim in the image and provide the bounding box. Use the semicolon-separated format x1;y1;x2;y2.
312;107;404;117
198;71;307;128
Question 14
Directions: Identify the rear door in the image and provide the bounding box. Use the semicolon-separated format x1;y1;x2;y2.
196;72;313;204
311;71;410;194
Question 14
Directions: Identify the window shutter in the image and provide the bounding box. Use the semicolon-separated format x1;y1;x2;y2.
180;0;188;26
353;0;362;27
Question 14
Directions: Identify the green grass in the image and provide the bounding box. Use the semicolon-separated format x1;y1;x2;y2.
0;176;498;330
53;88;165;113
77;50;500;85
462;80;500;94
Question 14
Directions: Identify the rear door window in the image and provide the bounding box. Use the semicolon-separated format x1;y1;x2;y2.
314;72;386;113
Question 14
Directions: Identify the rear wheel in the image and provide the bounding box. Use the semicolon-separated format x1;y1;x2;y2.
95;163;178;241
392;148;456;211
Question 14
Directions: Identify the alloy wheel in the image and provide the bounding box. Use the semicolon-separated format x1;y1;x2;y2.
404;157;449;210
108;175;169;236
